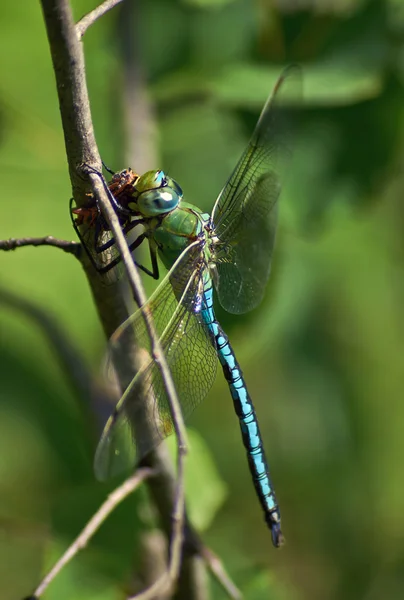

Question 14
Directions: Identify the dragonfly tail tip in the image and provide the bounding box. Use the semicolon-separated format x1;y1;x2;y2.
270;523;285;548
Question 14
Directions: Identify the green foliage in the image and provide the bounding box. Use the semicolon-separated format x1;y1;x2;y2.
154;60;383;108
1;0;404;599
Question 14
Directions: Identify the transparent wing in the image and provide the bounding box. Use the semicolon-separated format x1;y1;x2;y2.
94;241;218;481
211;65;302;314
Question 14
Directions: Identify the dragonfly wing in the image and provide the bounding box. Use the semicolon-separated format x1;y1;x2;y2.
94;241;218;481
211;65;302;314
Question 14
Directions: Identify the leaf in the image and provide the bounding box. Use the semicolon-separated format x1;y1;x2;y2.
153;60;383;108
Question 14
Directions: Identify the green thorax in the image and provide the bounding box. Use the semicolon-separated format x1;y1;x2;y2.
148;202;209;271
128;169;211;270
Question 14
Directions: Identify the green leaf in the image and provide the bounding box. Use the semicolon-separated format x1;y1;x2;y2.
153;60;383;109
302;61;383;106
212;61;384;107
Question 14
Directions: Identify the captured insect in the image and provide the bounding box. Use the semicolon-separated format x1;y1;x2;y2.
70;168;141;277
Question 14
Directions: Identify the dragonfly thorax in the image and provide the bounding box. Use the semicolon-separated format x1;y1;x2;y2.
128;170;183;217
150;202;207;271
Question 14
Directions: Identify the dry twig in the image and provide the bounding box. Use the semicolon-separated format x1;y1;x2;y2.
0;235;80;255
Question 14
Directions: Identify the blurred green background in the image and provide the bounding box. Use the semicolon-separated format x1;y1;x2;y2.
1;0;404;598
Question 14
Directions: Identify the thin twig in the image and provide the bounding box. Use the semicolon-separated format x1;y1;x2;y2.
128;454;186;600
202;547;243;600
88;171;188;598
30;468;155;599
167;452;187;592
0;235;80;256
118;4;213;597
88;172;189;457
137;531;169;595
118;6;190;595
76;0;125;38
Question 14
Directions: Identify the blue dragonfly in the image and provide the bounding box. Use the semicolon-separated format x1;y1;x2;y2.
94;65;301;547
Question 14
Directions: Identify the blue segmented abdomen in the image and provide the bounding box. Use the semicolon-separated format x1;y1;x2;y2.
201;276;283;547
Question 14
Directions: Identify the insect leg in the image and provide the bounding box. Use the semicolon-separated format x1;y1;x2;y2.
98;231;149;275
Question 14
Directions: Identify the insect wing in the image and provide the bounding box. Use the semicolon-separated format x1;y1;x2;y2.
94;241;218;480
211;65;302;314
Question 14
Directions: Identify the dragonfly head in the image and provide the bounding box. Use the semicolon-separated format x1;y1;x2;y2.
128;170;183;217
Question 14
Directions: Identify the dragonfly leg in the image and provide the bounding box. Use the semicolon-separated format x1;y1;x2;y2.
97;223;160;279
97;231;147;274
99;235;160;279
96;232;160;280
107;236;160;280
102;160;115;175
94;219;146;256
144;243;159;280
70;198;102;272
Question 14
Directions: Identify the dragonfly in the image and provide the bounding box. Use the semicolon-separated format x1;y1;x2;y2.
92;65;301;547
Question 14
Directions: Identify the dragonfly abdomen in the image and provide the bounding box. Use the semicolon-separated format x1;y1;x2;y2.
201;279;283;548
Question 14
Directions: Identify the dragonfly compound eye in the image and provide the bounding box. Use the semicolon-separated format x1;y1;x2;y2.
133;171;183;217
137;187;181;217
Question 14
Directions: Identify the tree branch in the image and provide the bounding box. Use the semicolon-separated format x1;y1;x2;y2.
0;235;80;255
38;1;189;598
76;0;125;38
40;0;100;203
